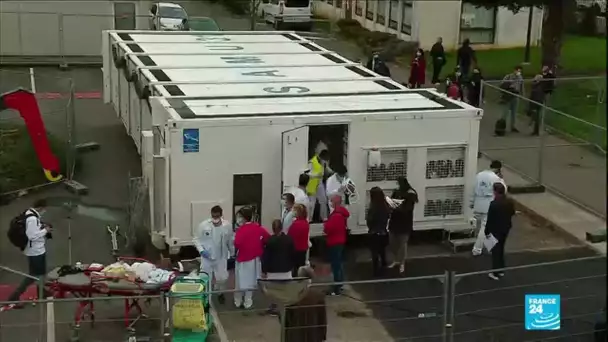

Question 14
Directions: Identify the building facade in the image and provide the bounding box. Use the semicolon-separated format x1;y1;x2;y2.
0;0;151;59
313;0;544;51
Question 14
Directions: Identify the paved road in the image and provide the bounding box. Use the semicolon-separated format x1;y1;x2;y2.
0;67;147;341
344;246;606;342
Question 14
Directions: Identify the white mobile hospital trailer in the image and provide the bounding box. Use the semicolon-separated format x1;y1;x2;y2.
102;30;482;254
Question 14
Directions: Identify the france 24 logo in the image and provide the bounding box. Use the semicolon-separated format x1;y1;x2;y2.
525;294;561;330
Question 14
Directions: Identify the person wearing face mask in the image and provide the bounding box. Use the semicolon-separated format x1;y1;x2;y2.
2;199;52;312
193;205;234;304
408;48;426;89
541;65;555;96
499;65;524;133
470;160;507;256
233;207;270;309
281;193;296;234
446;67;465;101
325;164;348;213
366;52;391;77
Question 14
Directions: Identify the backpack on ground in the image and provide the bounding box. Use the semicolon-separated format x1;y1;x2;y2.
494;118;507;136
7;210;38;251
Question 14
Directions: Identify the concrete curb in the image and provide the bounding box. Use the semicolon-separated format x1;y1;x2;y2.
209;300;229;342
0;181;64;206
510;196;606;255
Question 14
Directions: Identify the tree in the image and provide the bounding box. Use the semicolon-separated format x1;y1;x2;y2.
465;0;577;69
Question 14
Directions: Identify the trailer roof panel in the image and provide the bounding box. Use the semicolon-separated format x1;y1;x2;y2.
167;91;459;119
131;52;352;68
115;32;304;43
171;79;402;97
122;41;323;55
145;65;373;84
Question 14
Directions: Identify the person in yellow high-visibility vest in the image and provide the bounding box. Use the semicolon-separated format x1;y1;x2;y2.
306;149;332;222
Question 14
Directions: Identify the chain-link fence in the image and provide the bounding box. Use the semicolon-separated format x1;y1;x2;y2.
0;256;605;341
479;76;607;217
0;68;76;195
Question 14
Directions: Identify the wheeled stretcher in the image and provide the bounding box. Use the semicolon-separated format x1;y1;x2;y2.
46;257;177;330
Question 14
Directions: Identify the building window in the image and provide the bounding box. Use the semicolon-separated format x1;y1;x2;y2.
327;0;334;5
365;0;374;20
460;2;497;44
401;0;413;35
355;0;363;16
376;0;386;25
388;0;399;29
336;0;342;8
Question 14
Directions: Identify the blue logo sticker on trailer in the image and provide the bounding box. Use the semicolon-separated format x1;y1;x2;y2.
183;128;199;153
525;294;560;330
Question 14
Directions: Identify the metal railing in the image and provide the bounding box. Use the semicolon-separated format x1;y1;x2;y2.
0;256;605;341
479;76;607;217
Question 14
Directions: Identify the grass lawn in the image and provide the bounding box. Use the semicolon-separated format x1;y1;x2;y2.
441;35;607;79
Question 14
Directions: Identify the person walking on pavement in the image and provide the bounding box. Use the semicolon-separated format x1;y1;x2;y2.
456;38;477;77
430;37;446;84
408;48;427;89
2;199;52;312
499;65;524;133
323;195;349;295
233;207;270;309
366;52;392;77
306;149;332;222
468;67;484;107
388;177;418;274
485;182;515;280
366;187;390;277
471;160;507;256
281;193;296;233
193;205;234;305
288;204;311;276
527;74;547;136
262;219;295;315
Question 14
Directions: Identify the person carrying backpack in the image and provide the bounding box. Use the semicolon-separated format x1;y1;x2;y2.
2;199;52;312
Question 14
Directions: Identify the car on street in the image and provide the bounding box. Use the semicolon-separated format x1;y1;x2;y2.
149;2;188;31
259;0;312;30
187;16;221;31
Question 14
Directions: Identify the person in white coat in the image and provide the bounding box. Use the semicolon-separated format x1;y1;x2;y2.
470;160;507;256
326;165;348;213
193;205;234;304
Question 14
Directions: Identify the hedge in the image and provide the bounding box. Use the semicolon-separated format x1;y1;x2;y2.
336;19;418;62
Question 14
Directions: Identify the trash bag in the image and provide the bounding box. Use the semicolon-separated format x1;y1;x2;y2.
172;298;207;331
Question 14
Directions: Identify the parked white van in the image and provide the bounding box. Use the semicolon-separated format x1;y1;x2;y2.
260;0;313;30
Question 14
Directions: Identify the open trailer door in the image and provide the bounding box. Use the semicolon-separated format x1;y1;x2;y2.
281;126;309;194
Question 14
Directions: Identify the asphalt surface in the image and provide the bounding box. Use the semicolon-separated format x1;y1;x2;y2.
344;246;606;342
1;2;606;342
0;66;144;341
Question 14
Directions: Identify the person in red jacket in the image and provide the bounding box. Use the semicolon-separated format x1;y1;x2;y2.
288;204;311;276
323;195;349;295
408;48;426;89
233;207;270;309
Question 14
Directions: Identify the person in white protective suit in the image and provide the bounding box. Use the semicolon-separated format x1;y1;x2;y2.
326;165;348;213
193;205;234;304
470;160;507;256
